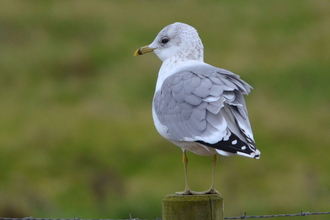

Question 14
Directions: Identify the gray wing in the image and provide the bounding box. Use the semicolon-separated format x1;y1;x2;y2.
153;65;258;156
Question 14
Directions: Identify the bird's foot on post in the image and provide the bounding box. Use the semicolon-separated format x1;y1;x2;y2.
197;187;220;195
175;188;220;195
175;189;194;195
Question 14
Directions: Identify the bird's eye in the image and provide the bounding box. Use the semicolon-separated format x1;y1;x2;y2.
161;38;170;44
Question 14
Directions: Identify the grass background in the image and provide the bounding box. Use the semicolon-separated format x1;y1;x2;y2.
0;0;330;219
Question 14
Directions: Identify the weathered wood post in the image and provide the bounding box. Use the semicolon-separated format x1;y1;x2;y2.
162;194;224;220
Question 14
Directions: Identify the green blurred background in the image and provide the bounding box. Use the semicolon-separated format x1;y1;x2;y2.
0;0;329;219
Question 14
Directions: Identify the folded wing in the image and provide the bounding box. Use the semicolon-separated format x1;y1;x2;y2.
153;64;260;158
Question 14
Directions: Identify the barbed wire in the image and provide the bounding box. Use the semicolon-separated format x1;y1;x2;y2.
224;211;330;219
1;211;330;220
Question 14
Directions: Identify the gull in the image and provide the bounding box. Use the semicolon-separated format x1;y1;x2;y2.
134;22;260;195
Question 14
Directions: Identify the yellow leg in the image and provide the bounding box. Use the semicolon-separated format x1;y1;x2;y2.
192;154;219;195
193;154;219;195
176;150;193;195
209;154;219;194
176;152;219;195
183;150;190;192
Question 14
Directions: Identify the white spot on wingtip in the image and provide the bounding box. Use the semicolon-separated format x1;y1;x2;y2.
223;131;231;141
232;140;237;145
241;146;246;150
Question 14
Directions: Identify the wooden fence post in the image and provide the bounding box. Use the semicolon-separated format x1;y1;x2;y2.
162;194;224;220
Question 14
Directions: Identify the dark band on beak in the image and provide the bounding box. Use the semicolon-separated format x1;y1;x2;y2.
134;45;155;56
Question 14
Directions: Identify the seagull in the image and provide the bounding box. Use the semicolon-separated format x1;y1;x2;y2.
134;22;260;195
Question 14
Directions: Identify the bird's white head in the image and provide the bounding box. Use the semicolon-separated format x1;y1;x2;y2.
143;22;204;62
150;22;204;62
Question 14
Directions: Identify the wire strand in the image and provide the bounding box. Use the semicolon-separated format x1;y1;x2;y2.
224;211;330;219
1;211;330;220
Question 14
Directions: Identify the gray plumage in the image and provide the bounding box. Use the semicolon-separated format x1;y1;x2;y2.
153;64;258;157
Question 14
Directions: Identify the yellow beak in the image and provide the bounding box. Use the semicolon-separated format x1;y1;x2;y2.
134;45;155;56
